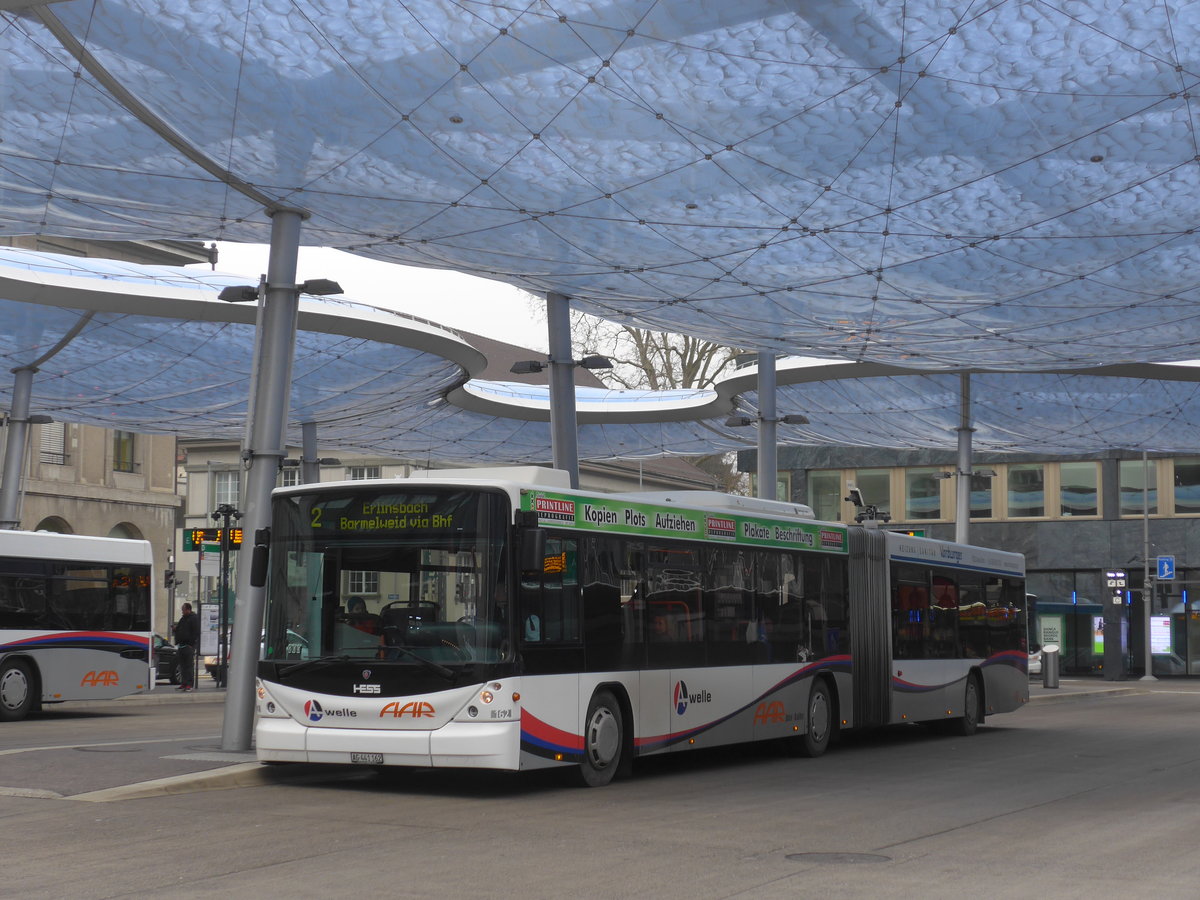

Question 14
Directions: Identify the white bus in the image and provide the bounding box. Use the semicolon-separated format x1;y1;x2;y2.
255;468;1027;785
0;530;155;721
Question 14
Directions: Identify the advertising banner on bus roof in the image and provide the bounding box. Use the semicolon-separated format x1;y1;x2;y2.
521;491;848;554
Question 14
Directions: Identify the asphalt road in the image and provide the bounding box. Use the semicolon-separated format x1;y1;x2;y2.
2;681;1198;899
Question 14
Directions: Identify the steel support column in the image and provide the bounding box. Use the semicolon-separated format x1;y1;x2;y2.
301;420;320;484
222;209;304;751
955;373;973;545
758;353;778;501
0;366;36;529
545;291;580;489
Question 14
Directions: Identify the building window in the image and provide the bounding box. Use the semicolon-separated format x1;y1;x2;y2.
349;465;381;481
1120;459;1157;515
213;470;240;508
1059;462;1098;517
279;467;301;487
112;431;136;472
808;470;842;522
1174;457;1200;514
854;469;891;518
905;468;943;520
348;571;379;595
1008;464;1044;517
969;472;993;519
38;422;68;465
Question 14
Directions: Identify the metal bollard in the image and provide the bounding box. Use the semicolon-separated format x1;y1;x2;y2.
1041;643;1060;689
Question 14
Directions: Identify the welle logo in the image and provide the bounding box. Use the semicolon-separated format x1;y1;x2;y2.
672;680;712;715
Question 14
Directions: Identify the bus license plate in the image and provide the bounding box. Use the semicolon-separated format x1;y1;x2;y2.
351;753;384;765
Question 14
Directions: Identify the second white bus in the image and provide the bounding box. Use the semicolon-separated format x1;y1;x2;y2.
0;530;155;721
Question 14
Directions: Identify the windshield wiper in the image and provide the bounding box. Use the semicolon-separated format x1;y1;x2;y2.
386;645;455;679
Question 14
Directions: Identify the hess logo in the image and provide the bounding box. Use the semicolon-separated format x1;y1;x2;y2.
81;670;119;687
380;701;435;718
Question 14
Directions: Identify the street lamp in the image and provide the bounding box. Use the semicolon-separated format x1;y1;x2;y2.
723;412;810;427
211;503;242;688
509;354;613;375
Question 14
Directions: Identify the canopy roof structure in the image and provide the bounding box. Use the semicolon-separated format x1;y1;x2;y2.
0;248;741;461
4;1;1200;370
5;248;1200;460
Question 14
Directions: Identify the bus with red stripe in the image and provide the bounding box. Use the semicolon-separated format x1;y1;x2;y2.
254;467;1026;785
0;530;154;721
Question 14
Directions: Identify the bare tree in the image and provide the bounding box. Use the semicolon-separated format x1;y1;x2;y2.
570;312;748;493
570;312;740;390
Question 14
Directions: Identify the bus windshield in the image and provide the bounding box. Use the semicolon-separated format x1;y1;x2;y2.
264;486;512;667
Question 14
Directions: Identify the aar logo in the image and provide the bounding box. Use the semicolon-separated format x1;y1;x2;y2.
81;670;119;687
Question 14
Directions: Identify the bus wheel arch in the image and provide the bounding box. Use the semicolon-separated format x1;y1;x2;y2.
577;684;631;787
0;655;38;722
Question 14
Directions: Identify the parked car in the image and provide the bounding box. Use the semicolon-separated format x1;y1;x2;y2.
153;633;180;684
1028;645;1042;677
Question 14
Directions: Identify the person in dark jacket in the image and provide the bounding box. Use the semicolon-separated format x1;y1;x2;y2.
174;602;200;691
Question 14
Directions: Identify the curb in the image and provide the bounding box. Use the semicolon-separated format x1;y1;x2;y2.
69;761;330;802
1028;686;1142;704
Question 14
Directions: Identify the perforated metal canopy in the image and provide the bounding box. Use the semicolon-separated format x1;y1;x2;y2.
4;1;1199;370
5;249;1200;459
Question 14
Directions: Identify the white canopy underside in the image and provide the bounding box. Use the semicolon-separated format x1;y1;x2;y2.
2;1;1199;373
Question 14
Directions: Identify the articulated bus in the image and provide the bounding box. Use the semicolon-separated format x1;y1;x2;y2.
0;530;155;721
255;467;1027;785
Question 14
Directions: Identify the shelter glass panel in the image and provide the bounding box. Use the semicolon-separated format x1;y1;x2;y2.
905;468;942;520
808;470;841;522
1008;464;1044;517
1173;457;1200;514
1059;462;1098;517
1120;459;1157;515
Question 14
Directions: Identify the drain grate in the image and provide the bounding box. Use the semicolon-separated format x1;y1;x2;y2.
786;852;891;865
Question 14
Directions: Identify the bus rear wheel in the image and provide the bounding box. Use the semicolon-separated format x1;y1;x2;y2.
0;658;34;722
948;674;983;737
578;689;624;787
796;680;833;758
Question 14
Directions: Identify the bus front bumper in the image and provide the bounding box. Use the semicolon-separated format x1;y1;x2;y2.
256;718;522;770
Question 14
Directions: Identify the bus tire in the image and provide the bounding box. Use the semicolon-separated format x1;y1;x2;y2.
0;658;35;722
797;680;834;758
949;673;984;737
578;689;624;787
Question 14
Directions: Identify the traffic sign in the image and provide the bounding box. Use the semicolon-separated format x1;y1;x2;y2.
1157;556;1176;580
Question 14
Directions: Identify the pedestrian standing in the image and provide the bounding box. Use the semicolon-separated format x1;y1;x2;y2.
174;602;199;692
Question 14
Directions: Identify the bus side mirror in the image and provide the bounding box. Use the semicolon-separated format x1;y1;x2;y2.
249;527;270;588
520;527;546;574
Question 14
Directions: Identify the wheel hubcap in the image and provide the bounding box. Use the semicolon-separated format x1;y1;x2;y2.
586;707;619;768
1;668;29;711
809;692;829;743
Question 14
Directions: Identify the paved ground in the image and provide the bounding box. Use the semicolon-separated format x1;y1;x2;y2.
5;674;1199;899
1;674;1178;801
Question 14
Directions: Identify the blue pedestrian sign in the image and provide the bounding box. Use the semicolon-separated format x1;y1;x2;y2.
1157;556;1176;580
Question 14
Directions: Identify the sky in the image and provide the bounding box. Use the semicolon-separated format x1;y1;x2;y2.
192;242;548;351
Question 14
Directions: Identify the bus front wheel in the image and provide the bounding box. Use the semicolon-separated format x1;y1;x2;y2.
578;689;624;787
796;680;833;758
0;658;34;722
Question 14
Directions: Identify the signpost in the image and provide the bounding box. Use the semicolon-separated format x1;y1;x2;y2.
1157;556;1175;580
